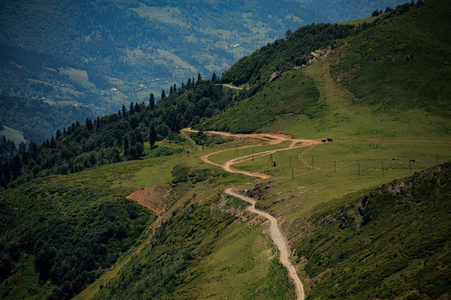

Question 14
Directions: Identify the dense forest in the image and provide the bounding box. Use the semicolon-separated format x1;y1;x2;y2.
0;163;153;299
0;76;239;188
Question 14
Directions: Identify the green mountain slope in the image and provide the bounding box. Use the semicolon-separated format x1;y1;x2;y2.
202;1;451;139
294;162;451;299
0;1;450;300
0;164;153;299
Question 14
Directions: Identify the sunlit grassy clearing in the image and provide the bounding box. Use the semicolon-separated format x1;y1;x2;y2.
232;139;451;220
208;140;292;165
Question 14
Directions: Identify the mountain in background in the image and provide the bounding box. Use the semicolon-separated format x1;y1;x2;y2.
0;0;407;115
0;1;449;299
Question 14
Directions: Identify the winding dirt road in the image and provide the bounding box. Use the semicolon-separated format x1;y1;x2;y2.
186;128;317;300
225;188;305;300
183;128;320;179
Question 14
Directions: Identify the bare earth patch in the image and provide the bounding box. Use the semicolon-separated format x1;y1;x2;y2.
126;184;172;216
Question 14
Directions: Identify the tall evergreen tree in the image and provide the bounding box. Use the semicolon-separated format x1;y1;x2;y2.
86;118;93;131
149;93;155;109
124;136;129;156
161;89;166;99
149;123;157;148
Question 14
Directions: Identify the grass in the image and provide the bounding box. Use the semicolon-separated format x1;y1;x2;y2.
201;69;321;133
260;47;451;140
192;218;295;299
208;140;292;165
231;139;451;222
58;67;95;88
293;162;451;299
0;125;26;146
8;2;451;298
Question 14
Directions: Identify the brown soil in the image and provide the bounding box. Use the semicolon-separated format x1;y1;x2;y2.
126;184;172;216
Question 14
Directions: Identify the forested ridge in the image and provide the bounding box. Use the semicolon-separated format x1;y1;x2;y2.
0;76;238;188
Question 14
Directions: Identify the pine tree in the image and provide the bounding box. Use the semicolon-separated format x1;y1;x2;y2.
149;93;155;109
56;130;62;140
50;137;56;149
161;89;166;99
86;118;93;131
123;136;129;156
149;123;157;148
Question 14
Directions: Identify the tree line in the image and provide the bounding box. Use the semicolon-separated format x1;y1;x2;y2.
0;75;237;188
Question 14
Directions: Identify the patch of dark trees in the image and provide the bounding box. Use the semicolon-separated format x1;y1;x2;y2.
0;76;237;188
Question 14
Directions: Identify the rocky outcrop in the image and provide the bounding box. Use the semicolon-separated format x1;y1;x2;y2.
267;72;281;83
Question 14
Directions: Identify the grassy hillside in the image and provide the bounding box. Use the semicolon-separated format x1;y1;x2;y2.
201;1;451;140
1;1;450;299
294;162;451;299
203;71;321;133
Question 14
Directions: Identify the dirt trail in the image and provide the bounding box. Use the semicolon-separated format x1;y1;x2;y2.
191;129;315;300
225;188;305;300
298;145;320;171
184;128;320;179
222;83;245;90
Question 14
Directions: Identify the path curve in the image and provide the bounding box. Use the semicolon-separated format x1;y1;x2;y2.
188;128;312;299
225;188;305;300
184;128;320;180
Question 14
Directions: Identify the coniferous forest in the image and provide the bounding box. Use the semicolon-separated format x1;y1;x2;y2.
0;76;237;188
